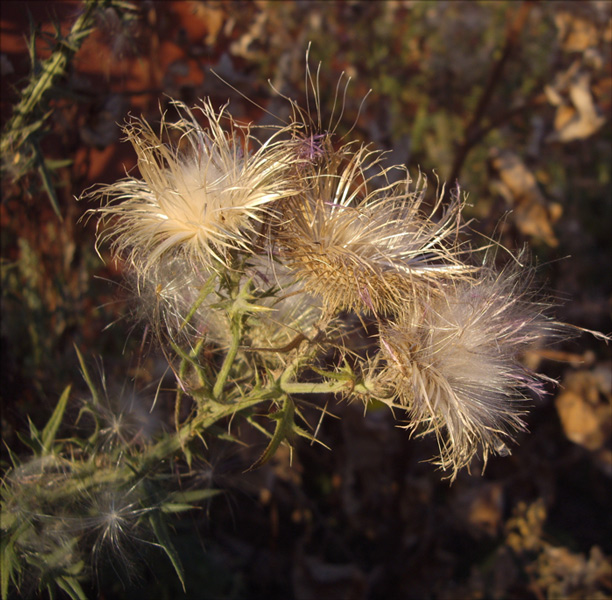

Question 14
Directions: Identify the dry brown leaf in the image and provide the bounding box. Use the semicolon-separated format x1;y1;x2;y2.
548;72;607;142
505;499;547;553
529;545;612;600
489;148;560;246
555;367;612;451
230;8;269;59
192;3;226;46
452;481;504;538
555;11;600;52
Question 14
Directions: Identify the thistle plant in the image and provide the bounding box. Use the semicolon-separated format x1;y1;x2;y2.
77;88;564;474
2;61;608;599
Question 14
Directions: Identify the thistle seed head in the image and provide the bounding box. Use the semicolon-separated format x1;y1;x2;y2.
276;148;475;315
132;255;229;348
84;98;302;276
378;265;553;479
85;484;151;584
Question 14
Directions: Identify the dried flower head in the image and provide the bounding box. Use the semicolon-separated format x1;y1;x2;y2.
84;483;151;584
246;258;325;362
84;98;301;276
132;255;229;348
1;456;85;590
79;365;162;451
378;264;554;478
275;145;475;315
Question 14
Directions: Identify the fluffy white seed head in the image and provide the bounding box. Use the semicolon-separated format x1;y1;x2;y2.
378;265;553;479
131;255;229;348
85;98;302;276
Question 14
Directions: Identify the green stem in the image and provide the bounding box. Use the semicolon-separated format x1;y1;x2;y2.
2;0;105;148
30;392;275;505
281;380;371;396
179;275;217;331
211;279;255;400
212;322;241;400
146;388;277;467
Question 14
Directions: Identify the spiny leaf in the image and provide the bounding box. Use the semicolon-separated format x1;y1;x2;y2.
1;443;20;469
1;521;31;600
161;489;222;513
74;345;101;405
167;489;223;504
55;575;87;600
26;417;43;454
170;339;209;392
41;385;71;455
149;510;186;592
312;360;355;382
15;430;42;454
293;424;331;450
247;395;295;471
38;156;60;215
44;158;73;170
0;536;13;600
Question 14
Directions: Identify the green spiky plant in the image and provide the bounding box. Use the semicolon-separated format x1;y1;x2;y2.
0;0;137;218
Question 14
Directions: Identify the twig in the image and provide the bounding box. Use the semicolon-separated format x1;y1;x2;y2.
448;1;534;185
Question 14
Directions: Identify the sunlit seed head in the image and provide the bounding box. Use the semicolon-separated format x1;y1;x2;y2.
83;98;302;276
275;147;475;315
378;265;553;479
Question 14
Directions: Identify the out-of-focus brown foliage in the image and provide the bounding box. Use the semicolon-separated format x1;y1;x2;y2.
1;2;610;599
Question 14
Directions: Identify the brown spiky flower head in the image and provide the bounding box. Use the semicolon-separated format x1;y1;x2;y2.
377;265;554;479
275;144;475;316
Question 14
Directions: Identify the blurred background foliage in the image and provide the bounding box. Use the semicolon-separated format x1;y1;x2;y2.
1;1;611;598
